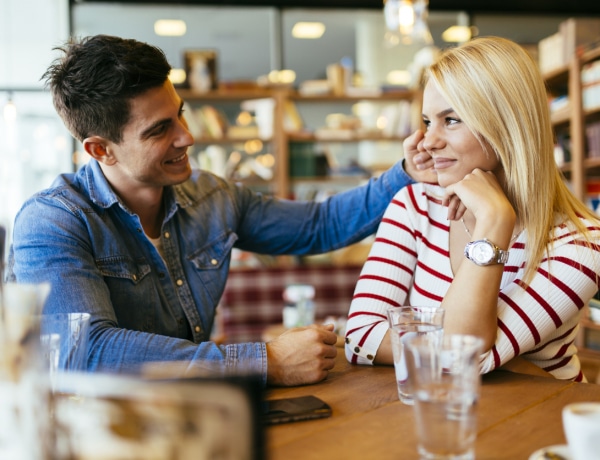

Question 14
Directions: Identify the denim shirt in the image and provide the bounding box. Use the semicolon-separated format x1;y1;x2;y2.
8;159;413;385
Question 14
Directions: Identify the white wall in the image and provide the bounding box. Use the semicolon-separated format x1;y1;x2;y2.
0;0;71;252
0;0;69;88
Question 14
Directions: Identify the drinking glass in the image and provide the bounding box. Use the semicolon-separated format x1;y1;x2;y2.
0;282;51;459
386;306;445;405
40;312;91;387
405;334;483;460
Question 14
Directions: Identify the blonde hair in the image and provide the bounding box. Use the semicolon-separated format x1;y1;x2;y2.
426;36;599;283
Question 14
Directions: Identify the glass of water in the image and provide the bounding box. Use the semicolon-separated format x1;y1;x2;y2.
386;306;444;405
405;334;484;460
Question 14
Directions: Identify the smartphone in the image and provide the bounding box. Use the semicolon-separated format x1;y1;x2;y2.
263;395;332;425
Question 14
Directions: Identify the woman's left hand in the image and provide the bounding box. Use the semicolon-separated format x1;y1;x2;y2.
442;168;515;224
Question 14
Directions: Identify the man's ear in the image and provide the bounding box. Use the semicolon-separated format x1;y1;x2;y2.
83;136;117;165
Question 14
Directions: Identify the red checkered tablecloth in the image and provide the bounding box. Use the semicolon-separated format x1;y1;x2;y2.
216;264;362;344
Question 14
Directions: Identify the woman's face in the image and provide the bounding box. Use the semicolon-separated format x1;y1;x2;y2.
421;81;500;188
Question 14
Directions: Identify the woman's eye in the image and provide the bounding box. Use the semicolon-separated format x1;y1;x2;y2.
446;117;460;125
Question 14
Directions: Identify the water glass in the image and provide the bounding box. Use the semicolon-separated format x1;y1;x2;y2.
40;313;91;390
386;306;444;405
405;334;483;460
0;282;51;459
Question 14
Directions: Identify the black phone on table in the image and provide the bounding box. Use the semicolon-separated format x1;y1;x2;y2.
263;395;332;425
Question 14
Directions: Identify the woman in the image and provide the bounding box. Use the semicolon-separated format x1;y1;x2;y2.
345;36;600;381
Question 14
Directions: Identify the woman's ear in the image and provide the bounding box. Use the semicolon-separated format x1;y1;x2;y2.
83;136;116;165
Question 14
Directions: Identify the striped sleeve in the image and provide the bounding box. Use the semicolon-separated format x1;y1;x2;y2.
482;223;600;380
345;184;449;365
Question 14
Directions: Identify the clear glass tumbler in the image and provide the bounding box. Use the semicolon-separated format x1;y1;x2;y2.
386;305;445;405
405;333;484;460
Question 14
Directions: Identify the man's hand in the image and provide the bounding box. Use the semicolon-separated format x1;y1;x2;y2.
266;323;338;386
403;129;437;184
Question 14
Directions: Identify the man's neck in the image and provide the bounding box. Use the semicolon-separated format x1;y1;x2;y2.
100;165;166;238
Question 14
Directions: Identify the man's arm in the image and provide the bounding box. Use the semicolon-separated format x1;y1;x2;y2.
7;196;269;379
234;143;435;256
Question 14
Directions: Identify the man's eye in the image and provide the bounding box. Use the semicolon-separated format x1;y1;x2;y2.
151;125;167;136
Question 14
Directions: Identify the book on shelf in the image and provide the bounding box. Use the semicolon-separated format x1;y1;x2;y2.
288;142;328;178
554;133;572;166
586;121;600;159
586;177;600;214
195;105;228;139
538;18;600;74
227;125;260;139
298;80;331;96
560;18;600;63
379;100;413;138
539;32;564;74
582;59;600;111
283;100;304;132
240;98;274;138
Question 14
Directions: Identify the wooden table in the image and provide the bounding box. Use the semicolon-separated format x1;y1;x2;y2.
266;353;600;460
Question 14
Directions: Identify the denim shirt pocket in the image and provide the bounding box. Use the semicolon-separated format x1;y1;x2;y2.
188;231;238;271
96;256;152;284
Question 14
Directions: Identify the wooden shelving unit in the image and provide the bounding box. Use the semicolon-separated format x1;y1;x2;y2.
178;87;417;199
544;44;600;359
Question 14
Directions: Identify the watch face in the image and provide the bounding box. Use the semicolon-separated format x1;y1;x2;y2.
471;241;495;264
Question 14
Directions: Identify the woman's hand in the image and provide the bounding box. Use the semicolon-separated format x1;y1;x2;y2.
442;168;515;227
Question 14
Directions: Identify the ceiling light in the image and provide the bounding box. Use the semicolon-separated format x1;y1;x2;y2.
292;22;325;39
442;25;472;43
154;19;187;37
3;96;16;123
383;0;433;47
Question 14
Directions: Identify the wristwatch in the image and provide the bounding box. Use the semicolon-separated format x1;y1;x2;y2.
464;238;509;266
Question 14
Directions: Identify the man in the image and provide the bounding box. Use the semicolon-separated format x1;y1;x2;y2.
8;35;433;387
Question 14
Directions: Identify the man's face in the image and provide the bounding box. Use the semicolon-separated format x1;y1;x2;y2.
104;80;194;193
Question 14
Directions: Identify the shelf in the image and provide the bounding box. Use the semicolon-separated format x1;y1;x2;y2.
179;85;420;199
291;175;370;184
544;42;600;359
582;316;600;331
581;46;600;65
584;157;600;169
287;132;406;143
193;136;272;144
178;88;276;101
289;89;414;102
542;65;569;86
550;106;571;125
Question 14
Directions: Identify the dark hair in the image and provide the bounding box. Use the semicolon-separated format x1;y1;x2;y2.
42;35;171;143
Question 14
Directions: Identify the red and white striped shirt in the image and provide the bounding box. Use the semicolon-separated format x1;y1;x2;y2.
345;183;600;381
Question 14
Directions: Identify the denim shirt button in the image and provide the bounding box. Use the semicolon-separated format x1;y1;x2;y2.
164;232;170;239
211;258;218;265
176;279;183;286
132;274;137;281
194;326;201;333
